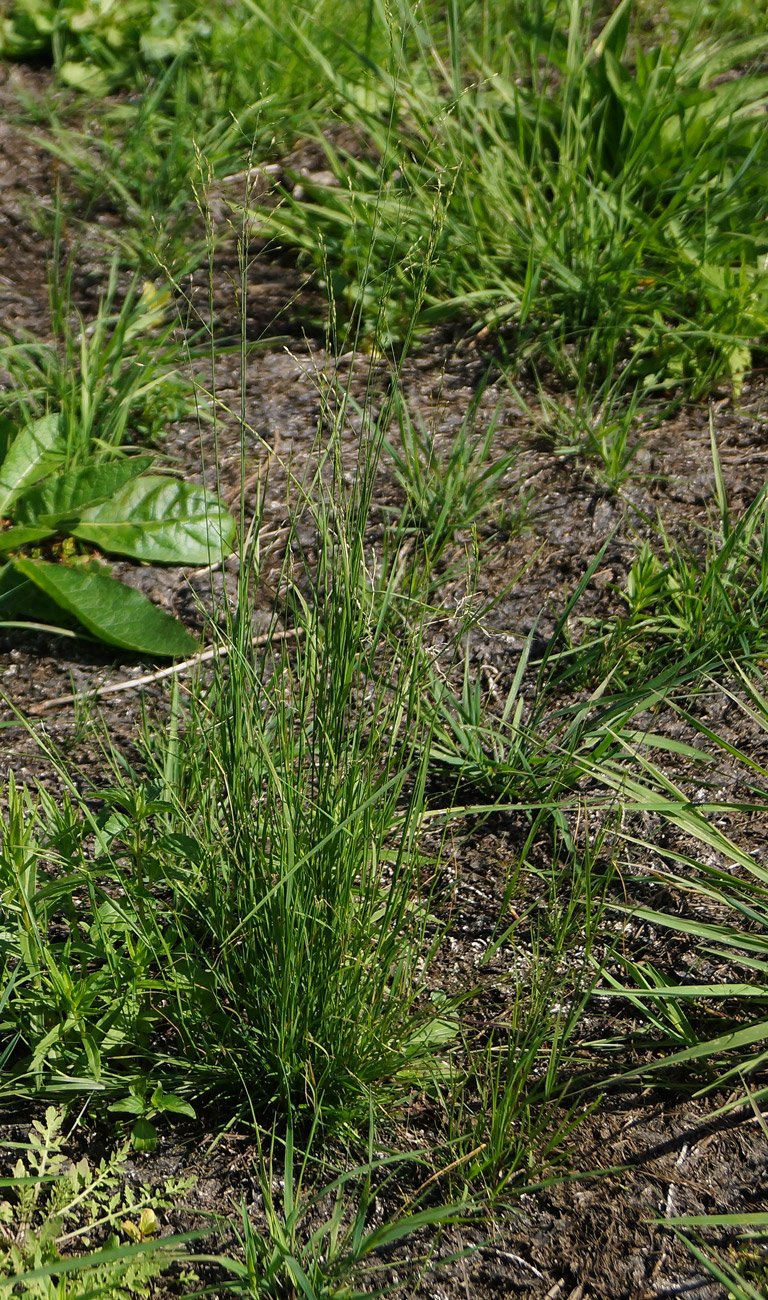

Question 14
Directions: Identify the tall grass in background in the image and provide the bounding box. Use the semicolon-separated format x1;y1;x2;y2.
237;0;768;395
15;0;768;396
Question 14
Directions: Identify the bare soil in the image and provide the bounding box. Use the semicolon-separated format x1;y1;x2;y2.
2;60;768;1300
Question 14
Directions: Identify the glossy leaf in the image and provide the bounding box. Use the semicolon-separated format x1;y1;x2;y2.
0;524;57;553
14;456;153;526
13;559;197;656
0;415;64;516
0;561;69;627
130;1118;158;1152
72;475;236;563
150;1088;195;1118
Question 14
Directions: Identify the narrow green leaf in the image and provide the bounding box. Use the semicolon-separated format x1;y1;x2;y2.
81;1032;101;1082
671;1233;766;1300
13;559;197;656
283;1255;317;1300
613;1019;768;1082
73;476;236;564
668;1212;768;1228
0;414;64;515
595;981;765;1000
359;1203;462;1255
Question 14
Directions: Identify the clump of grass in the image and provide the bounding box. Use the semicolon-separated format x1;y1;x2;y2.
213;1111;467;1298
527;382;645;492
554;421;768;691
382;383;523;579
0;248;190;459
253;0;768;395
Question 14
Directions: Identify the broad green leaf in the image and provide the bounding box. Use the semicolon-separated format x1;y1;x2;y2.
14;456;153;526
73;475;236;564
109;1097;145;1116
0;414;64;515
151;1091;196;1118
0;561;70;627
406;1014;459;1050
58;59;109;93
131;1117;158;1152
0;524;57;553
14;559;197;656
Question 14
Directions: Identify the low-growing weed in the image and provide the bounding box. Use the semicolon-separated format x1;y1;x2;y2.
383;387;521;575
0;1104;196;1297
109;1080;196;1153
0;255;234;653
0;411;233;654
215;1112;466;1299
532;383;645;492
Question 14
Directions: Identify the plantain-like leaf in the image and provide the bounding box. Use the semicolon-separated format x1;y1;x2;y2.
0;561;72;628
13;456;153;527
13;559;198;656
0;415;64;516
72;475;236;564
0;524;58;553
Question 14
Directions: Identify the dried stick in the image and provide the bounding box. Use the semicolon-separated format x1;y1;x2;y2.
27;627;298;715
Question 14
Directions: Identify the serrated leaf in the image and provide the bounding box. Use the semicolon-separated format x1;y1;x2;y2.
73;475;236;564
13;559;197;656
4;1231;201;1288
14;456;153;526
0;415;64;516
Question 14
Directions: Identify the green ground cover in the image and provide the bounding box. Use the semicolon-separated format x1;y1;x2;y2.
2;0;768;1295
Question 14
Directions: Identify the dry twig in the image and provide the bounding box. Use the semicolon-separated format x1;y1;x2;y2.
27;627;298;715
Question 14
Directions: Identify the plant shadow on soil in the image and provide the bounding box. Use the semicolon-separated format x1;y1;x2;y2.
3;59;768;1300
